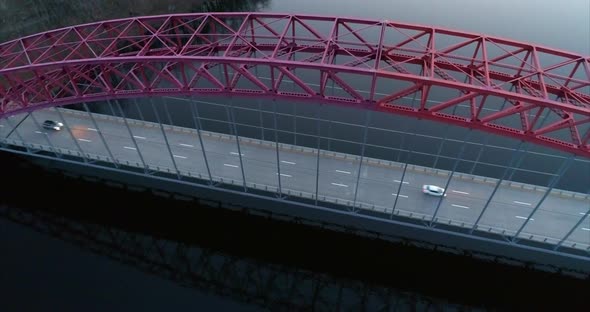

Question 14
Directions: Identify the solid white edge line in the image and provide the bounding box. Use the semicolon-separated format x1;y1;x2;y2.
224;163;239;168
513;201;532;206
123;146;136;150
451;204;470;209
452;190;469;195
335;170;351;174
78;138;91;142
331;182;348;187
515;216;534;221
173;155;187;159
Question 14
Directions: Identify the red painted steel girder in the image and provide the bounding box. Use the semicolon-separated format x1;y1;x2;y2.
0;13;588;157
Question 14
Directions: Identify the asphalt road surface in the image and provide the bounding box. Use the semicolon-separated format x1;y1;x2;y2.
1;107;588;250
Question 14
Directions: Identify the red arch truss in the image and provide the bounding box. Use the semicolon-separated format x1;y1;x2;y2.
0;13;589;157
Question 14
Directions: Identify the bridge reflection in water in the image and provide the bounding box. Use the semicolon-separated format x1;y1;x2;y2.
0;205;466;311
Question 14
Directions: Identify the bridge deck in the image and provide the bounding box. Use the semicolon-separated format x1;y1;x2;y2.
1;107;589;252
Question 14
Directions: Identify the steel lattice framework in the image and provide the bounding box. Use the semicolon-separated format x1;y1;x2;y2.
0;12;589;157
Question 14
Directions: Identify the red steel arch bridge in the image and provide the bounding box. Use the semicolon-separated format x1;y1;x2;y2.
0;13;588;275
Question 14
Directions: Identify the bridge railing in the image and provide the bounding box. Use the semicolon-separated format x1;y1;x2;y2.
1;100;588;262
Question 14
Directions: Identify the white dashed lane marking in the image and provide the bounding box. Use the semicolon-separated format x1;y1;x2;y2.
392;193;409;198
515;216;534;221
173;154;187;159
224;163;239;168
452;190;469;195
335;170;351;174
451;204;470;209
331;183;348;187
123;146;136;150
394;180;409;184
133;135;146;140
513;201;532;206
78;138;92;142
87;128;97;131
281;160;296;165
179;143;194;148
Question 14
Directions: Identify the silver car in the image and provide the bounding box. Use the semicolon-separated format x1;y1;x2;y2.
422;185;447;197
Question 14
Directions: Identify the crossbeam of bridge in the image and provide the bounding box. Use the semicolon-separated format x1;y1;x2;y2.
0;13;589;156
0;13;588;274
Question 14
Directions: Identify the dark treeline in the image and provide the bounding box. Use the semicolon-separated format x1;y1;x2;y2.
0;0;270;42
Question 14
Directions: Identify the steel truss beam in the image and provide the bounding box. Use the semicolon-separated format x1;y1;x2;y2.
0;13;588;157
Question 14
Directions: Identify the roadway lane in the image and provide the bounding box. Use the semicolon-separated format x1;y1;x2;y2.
1;108;588;249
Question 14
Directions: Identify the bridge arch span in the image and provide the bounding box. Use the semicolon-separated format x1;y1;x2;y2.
0;12;588;157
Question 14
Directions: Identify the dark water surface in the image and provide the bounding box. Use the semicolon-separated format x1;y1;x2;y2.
0;0;589;310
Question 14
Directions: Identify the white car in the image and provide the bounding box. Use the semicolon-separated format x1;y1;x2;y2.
422;185;447;197
42;120;64;131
